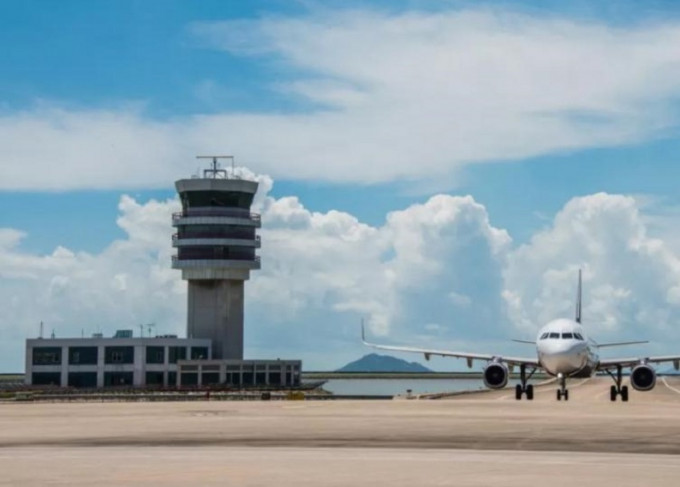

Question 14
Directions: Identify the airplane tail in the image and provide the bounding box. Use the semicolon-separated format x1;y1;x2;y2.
575;269;582;324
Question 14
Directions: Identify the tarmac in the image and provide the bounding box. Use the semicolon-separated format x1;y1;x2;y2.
1;377;680;486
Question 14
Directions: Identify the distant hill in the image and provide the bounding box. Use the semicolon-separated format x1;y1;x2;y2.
337;353;432;373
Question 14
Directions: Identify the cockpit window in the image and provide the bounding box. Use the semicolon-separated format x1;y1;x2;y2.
540;333;549;340
574;333;584;340
548;332;559;339
562;332;574;339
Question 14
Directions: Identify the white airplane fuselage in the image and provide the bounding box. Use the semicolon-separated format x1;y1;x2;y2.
535;318;599;377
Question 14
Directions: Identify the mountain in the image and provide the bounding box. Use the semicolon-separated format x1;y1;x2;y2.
337;353;433;372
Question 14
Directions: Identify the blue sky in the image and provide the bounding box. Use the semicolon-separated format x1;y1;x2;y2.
3;1;680;371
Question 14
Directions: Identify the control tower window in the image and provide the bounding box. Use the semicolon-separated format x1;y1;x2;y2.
182;191;255;209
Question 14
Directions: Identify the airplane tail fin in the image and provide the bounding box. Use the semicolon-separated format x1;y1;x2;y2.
575;269;582;324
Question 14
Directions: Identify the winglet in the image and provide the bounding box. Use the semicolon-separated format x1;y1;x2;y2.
360;318;367;344
575;269;583;324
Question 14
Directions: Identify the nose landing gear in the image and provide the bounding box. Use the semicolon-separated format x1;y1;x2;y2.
515;364;536;400
606;365;629;402
556;373;569;401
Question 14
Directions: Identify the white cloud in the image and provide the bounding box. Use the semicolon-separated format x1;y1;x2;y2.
3;9;680;189
249;191;512;364
503;193;680;345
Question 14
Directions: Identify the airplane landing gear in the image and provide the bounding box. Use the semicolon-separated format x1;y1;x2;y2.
606;365;629;402
515;364;536;400
556;373;569;401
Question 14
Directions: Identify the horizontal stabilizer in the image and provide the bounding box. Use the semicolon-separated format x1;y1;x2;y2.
596;340;649;349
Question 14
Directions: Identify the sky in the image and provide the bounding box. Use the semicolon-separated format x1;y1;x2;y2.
3;1;680;371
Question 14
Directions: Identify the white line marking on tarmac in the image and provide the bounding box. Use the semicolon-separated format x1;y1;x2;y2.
662;377;680;395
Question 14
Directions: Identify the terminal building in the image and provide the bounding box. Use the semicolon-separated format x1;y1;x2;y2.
25;157;302;388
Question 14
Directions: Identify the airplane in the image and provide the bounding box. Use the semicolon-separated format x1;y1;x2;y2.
362;270;680;401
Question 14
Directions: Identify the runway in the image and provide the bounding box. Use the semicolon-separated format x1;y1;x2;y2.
1;377;679;486
3;446;680;487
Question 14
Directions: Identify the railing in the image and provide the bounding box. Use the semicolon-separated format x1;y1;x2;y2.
172;208;261;222
173;232;259;241
172;255;261;263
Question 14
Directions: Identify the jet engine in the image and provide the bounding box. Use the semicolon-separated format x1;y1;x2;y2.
630;364;656;391
483;362;509;389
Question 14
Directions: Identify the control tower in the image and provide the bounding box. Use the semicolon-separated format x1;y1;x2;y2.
171;156;261;360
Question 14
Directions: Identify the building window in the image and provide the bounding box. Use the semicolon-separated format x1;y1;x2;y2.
168;347;187;364
146;346;165;364
104;372;133;387
269;372;281;385
191;347;209;360
32;372;61;386
68;372;97;388
145;372;164;386
202;373;220;385
104;346;134;364
32;347;62;365
68;347;98;365
180;372;198;386
225;372;240;386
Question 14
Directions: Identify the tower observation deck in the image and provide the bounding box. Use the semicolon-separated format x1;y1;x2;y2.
172;156;260;360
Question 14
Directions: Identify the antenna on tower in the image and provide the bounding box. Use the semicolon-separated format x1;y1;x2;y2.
196;156;235;179
39;321;44;339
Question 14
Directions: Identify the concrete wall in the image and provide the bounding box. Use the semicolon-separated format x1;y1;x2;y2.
187;280;244;360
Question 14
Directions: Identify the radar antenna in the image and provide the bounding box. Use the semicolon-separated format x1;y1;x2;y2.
196;155;236;179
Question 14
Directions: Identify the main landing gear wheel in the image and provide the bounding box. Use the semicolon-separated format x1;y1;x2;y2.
607;366;630;402
621;386;629;402
515;365;537;401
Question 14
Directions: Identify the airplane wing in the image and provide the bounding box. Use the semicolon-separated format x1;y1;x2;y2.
598;355;680;371
595;340;649;349
361;326;540;368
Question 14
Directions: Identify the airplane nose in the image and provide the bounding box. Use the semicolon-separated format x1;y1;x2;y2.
541;342;587;375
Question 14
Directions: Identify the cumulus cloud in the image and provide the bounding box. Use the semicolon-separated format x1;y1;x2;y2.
248;192;513;363
3;8;680;189
503;193;680;346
